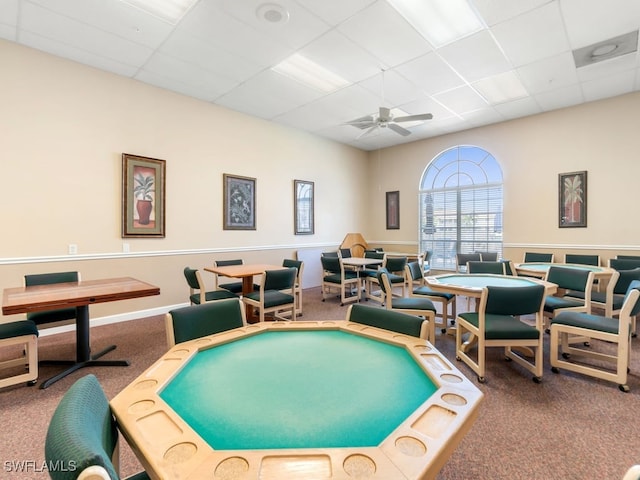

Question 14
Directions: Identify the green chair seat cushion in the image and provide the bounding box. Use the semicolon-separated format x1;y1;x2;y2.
189;289;238;305
413;286;455;300
551;311;620;334
544;296;585;312
27;307;76;325
220;282;259;294
386;273;405;284
323;272;358;284
565;290;624;309
0;320;39;339
360;269;379;278
458;312;540;340
245;291;294;308
391;297;436;312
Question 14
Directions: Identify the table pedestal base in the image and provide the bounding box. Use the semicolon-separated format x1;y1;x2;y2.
39;344;129;389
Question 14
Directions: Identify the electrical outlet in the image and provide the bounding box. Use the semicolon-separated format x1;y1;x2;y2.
123;243;130;253
68;244;78;255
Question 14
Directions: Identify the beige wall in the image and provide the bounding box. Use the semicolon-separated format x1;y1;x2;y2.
365;91;640;264
2;38;639;323
0;40;368;320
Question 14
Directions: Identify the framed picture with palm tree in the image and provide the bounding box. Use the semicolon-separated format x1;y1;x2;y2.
122;153;166;237
559;170;587;228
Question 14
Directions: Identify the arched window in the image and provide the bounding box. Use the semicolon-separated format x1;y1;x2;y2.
419;146;503;270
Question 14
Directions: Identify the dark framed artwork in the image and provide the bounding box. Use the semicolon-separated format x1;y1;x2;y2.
294;180;314;235
559;171;587;228
122;153;166;238
386;190;400;230
224;174;256;230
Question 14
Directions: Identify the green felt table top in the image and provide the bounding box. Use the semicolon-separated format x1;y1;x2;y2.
160;330;437;450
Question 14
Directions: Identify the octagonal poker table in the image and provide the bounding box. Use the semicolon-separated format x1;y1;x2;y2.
110;321;483;480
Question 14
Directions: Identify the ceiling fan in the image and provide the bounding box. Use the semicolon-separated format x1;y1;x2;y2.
344;106;433;139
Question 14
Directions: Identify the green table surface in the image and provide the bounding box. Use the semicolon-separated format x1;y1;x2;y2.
160;330;437;450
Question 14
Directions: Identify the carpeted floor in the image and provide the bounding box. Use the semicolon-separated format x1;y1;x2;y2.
1;287;639;479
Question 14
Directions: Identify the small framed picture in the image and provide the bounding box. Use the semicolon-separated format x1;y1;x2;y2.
224;174;256;230
122;153;166;238
386;191;400;230
294;180;314;235
559;171;587;228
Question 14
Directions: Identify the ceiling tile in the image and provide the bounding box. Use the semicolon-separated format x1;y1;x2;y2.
491;2;569;67
295;0;376;27
534;84;584;111
437;30;511;83
470;0;552;26
433;85;488;114
581;69;637;102
395;52;466;95
517;52;578;94
493;96;542;119
337;1;432;68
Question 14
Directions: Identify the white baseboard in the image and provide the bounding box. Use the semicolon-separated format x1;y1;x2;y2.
38;303;189;338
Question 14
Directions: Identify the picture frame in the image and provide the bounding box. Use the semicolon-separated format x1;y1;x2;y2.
386;190;400;230
559;170;587;228
294;180;314;235
122;153;166;238
224;174;256;230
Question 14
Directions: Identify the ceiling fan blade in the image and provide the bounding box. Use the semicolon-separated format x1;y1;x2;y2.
378;106;391;122
393;113;433;122
356;125;379;139
388;123;411;136
343;115;375;126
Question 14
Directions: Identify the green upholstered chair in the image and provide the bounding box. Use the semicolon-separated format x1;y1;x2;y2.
421;250;433;275
475;251;498;261
455;284;546;383
564;253;600;265
610;258;640;270
212;259;245;294
0;320;39;389
183;267;237;305
346;304;432;340
376;268;437;343
455;253;481;273
543;266;594;333
523;252;554;262
365;255;408;302
617;255;640;260
320;256;360;306
282;259;304;316
550;280;640;392
45;374;150;480
165;299;245;346
24;271;79;326
406;261;456;334
358;251;385;282
242;267;297;322
338;248;352;259
321;251;339;258
467;261;506;275
501;260;517;276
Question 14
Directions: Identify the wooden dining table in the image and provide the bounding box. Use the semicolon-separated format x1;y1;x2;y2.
2;276;160;388
204;263;285;322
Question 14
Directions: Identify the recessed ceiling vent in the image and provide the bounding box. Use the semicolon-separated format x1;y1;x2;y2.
573;30;638;68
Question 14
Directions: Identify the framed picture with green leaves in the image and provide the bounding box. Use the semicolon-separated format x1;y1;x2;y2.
122;153;166;238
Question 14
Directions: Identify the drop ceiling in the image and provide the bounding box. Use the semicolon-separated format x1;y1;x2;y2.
2;0;639;151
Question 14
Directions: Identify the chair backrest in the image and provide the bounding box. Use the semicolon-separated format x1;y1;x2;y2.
545;266;593;292
364;251;385;262
423;250;433;263
484;284;545;316
406;261;423;282
456;253;481;271
45;374;120;480
166;299;245;346
376;268;391;295
321;251;339;258
321;255;342;274
214;259;243;267
338;248;352;258
614;268;640;295
282;259;303;284
467;261;505;275
623;280;640;319
609;258;640;271
617;255;640;260
384;256;407;273
564;254;599;266
523;252;554;262
183;267;201;290
24;271;80;324
263;267;297;291
501;260;516;276
24;271;79;287
475;251;498;261
346;304;426;338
